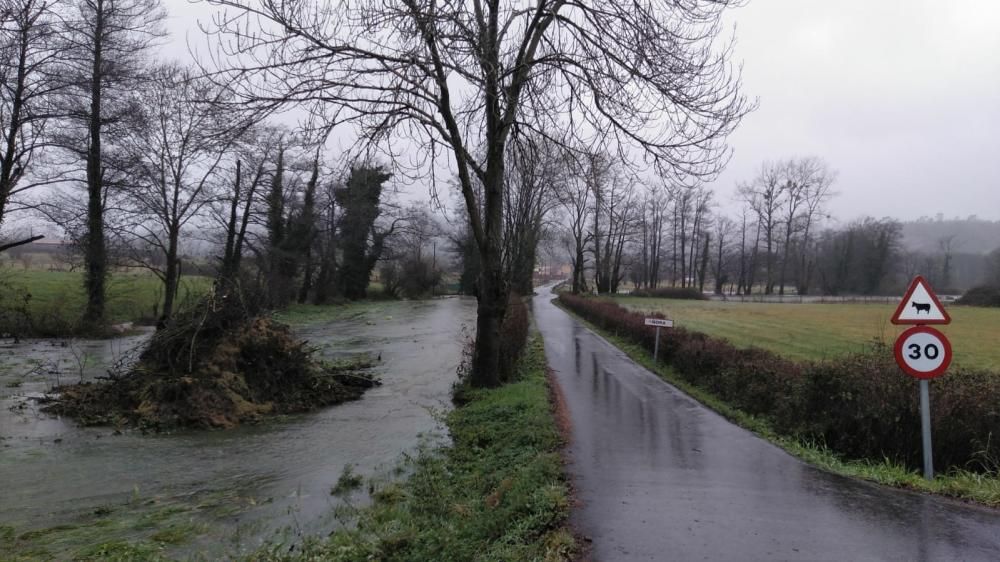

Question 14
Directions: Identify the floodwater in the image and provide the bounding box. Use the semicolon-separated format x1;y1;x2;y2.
0;297;475;558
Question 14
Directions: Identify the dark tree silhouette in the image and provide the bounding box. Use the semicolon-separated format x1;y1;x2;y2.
201;0;750;386
59;0;165;329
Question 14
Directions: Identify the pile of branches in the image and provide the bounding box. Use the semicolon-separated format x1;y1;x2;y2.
45;282;379;431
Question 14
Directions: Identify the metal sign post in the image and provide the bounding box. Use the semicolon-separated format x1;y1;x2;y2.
653;326;660;366
644;318;673;367
891;275;952;481
919;380;934;480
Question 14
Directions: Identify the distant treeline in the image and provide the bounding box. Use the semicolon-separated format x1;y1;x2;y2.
902;217;1000;255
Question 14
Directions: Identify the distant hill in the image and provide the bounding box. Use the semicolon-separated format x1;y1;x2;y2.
901;216;1000;255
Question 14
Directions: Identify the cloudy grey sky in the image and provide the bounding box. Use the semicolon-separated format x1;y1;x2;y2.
712;0;1000;222
163;0;1000;222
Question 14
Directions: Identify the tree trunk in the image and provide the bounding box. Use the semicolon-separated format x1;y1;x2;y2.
159;226;180;327
779;222;794;295
221;159;241;280
698;232;710;292
471;165;506;388
82;3;106;329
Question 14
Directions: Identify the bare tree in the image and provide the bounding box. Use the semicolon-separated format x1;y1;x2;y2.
587;152;635;294
0;0;67;238
794;157;835;294
216;125;284;283
713;215;735;294
739;161;784;294
555;159;591;295
58;0;165;328
637;185;668;289
202;0;750;386
938;234;959;290
503;133;563;295
118;63;239;325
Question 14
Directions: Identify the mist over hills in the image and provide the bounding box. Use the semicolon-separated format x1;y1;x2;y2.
901;217;1000;255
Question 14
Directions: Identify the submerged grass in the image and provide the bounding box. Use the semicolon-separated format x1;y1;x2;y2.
247;335;577;562
558;299;1000;508
0;498;206;561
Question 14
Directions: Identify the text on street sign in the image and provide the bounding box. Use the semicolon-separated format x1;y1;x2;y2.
893;326;952;379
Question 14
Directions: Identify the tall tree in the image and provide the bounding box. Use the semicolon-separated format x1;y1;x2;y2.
795;158;836;294
217;125;284;283
555;160;590;295
60;0;164;328
120;64;238;325
335;165;394;300
739;162;784;294
204;0;750;387
503;134;562;295
0;0;65;235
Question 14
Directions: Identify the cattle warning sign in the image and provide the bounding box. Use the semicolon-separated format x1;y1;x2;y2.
891;275;951;325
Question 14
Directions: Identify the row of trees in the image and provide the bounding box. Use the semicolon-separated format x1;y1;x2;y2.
552;152;991;298
2;0;432;327
5;0;755;387
553;155;839;297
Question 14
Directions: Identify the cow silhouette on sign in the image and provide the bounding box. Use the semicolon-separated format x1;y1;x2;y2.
911;301;932;314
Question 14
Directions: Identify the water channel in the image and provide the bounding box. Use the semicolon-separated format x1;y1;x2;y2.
0;296;476;558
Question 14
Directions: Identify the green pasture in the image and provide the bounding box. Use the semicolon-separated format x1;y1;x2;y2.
612;296;1000;371
0;268;212;325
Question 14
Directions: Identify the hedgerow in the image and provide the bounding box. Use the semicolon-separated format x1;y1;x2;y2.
558;293;1000;473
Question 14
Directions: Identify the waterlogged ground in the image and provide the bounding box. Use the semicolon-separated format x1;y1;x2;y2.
0;297;475;559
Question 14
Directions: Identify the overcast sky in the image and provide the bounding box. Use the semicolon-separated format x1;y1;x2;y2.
164;0;1000;223
712;0;1000;222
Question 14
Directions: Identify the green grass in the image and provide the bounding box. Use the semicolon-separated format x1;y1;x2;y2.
612;296;1000;371
559;299;1000;507
0;268;212;326
247;335;577;562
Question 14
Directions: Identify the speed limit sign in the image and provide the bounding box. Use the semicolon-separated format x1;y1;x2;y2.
893;325;952;379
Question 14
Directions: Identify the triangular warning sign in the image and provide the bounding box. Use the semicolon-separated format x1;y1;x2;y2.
891;275;951;325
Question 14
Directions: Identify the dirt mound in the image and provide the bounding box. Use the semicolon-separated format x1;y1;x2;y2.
44;291;379;431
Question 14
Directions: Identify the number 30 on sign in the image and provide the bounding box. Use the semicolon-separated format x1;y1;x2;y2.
893;325;952;379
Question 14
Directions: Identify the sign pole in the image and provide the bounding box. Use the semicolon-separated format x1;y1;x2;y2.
891;275;951;482
653;326;660;366
919;379;934;480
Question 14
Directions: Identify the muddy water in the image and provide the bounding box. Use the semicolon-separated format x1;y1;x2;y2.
0;297;475;558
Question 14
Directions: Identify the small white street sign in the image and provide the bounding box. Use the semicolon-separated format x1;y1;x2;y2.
645;318;674;327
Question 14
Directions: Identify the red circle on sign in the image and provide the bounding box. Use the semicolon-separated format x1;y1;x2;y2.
893;326;952;379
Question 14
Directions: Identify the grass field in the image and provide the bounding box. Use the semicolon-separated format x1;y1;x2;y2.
0;268;213;326
612;296;1000;371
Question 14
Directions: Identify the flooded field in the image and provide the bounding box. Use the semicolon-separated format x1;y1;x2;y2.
0;297;475;559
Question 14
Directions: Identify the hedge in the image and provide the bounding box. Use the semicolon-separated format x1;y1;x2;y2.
558;293;1000;473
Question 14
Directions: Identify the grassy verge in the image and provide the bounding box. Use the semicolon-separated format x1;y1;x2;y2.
556;299;1000;507
247;334;577;561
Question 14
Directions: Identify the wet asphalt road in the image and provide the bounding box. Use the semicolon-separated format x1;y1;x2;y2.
532;287;1000;562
